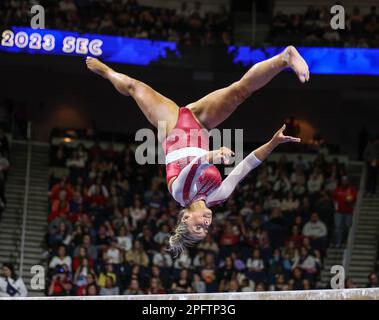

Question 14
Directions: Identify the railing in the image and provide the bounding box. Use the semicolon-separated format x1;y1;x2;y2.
343;162;367;275
1;288;379;300
18;122;32;277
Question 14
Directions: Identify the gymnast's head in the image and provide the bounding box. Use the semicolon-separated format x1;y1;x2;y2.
168;204;213;258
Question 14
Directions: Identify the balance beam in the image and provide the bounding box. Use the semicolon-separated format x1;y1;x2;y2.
1;288;379;300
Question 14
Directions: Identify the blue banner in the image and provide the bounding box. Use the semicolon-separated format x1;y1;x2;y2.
1;27;379;75
228;46;379;76
0;26;179;66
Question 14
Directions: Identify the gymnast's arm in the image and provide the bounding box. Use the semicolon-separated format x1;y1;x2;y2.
170;146;235;192
207;124;301;204
170;149;228;197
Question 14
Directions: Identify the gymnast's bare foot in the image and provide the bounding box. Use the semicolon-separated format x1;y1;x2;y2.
282;46;310;83
86;57;111;79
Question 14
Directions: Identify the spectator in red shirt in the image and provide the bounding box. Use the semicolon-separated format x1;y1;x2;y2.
219;221;240;257
220;221;240;246
47;268;74;296
332;176;358;247
49;190;70;222
75;204;90;224
144;277;166;294
50;177;74;202
88;179;109;208
72;246;95;273
73;176;89;198
286;224;304;248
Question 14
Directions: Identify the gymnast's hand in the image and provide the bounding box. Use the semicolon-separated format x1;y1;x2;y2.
206;146;235;164
271;124;301;146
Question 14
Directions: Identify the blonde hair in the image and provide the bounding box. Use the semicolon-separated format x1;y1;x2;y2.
168;209;202;258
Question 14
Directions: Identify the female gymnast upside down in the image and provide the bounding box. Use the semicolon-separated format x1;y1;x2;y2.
86;45;310;257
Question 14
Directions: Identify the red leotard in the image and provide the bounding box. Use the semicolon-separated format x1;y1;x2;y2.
162;107;262;207
162;107;222;205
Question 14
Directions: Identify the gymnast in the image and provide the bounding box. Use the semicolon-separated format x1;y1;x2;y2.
86;45;310;257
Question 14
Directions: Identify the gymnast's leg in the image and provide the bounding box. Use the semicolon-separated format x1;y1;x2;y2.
187;46;310;129
86;57;179;135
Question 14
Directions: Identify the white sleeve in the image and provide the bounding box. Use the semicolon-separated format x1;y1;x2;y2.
101;185;109;198
16;278;28;297
65;256;72;271
319;222;328;237
49;257;58;269
302;223;311;237
206;152;262;206
0;278;7;294
87;185;95;197
166;255;173;267
152;254;161;266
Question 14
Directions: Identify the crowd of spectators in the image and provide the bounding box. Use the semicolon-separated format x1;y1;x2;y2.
268;5;379;48
0;0;232;46
44;135;357;296
2;1;379;48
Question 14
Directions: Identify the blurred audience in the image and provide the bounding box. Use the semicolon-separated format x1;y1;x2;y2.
268;6;379;48
0;0;231;47
44;133;353;295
